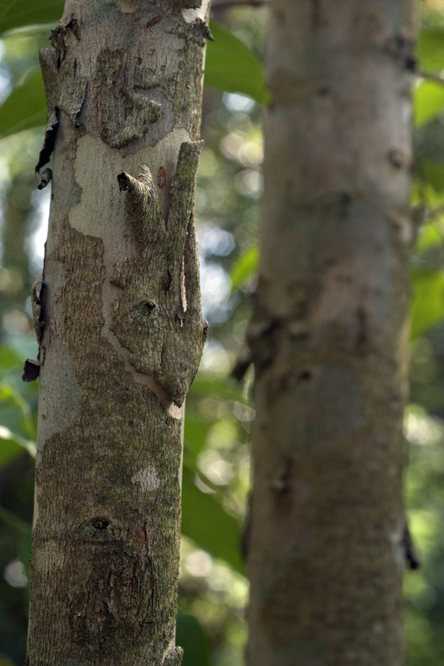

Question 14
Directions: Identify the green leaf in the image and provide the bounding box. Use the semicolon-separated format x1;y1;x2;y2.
417;161;444;194
0;425;35;468
176;609;212;666
414;223;444;255
0;0;63;36
184;413;209;458
230;245;259;292
0;382;36;440
0;428;25;467
418;29;444;72
0;345;21;371
2;21;56;37
411;269;444;339
205;20;270;106
0;67;46;138
5;333;38;361
189;377;248;404
0;505;30;532
181;468;244;575
414;80;444;128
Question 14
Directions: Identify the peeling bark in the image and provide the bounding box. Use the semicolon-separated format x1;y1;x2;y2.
246;1;414;665
26;1;210;663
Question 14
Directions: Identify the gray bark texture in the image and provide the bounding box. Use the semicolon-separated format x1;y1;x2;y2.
25;0;210;663
246;1;415;665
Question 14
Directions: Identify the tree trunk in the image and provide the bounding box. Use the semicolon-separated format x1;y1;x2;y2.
247;1;414;665
25;1;210;663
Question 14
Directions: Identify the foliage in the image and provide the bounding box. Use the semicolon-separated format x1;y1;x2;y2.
0;1;62;37
2;1;444;665
205;20;269;106
0;68;45;138
0;3;265;663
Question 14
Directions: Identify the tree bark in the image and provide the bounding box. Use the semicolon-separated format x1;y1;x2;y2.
25;1;210;663
247;1;414;665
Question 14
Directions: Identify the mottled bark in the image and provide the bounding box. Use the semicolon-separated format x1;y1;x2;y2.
247;1;414;665
25;0;210;663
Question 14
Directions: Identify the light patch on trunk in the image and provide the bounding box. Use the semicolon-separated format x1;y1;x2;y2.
117;0;140;12
168;403;183;420
61;0;83;24
69;130;192;240
311;256;388;332
68;132;191;414
132;465;160;491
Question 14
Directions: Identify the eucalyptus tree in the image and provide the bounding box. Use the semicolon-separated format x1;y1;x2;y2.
246;1;415;665
24;0;211;663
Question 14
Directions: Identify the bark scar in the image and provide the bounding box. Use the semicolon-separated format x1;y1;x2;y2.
22;279;46;382
110;141;206;407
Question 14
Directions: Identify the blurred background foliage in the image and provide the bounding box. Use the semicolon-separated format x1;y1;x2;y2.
1;1;444;665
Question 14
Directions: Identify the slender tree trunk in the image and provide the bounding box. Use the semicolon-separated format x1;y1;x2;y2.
0;173;33;332
25;1;210;663
247;1;414;665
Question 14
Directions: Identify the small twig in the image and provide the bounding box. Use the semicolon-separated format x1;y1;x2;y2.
416;68;444;86
212;0;269;7
0;506;31;534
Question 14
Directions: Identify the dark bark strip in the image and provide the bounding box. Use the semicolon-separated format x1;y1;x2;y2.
26;1;210;664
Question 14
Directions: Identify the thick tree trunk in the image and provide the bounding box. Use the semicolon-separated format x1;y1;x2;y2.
25;1;210;663
247;1;414;665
